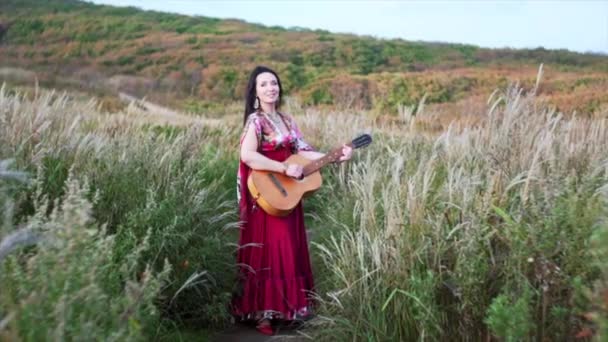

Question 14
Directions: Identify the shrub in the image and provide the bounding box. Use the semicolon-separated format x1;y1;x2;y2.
485;289;535;341
0;171;171;341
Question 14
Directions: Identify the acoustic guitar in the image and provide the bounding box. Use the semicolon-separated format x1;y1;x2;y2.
247;134;372;216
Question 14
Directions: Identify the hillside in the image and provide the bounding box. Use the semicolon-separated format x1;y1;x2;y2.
1;0;607;114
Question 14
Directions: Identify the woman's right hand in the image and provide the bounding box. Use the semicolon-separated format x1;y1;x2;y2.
284;163;303;179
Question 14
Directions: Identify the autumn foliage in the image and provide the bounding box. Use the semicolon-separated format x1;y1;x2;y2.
0;0;607;117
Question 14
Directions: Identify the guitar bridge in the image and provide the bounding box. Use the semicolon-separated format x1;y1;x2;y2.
268;173;288;197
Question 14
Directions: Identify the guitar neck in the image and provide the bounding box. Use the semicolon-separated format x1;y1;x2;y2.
302;143;353;177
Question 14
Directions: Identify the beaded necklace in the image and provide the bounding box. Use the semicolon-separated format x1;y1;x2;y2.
262;111;290;137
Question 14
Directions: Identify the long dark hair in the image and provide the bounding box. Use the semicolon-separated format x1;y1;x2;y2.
243;65;283;126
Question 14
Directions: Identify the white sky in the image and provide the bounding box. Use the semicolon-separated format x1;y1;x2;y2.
88;0;608;54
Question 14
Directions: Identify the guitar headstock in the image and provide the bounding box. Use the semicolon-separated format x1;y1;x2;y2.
351;134;372;149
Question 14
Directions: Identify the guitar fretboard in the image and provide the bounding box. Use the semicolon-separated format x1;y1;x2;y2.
302;143;353;176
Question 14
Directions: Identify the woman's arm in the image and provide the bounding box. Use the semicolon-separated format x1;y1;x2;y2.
240;123;286;173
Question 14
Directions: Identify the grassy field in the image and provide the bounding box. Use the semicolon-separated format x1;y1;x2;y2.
0;74;607;341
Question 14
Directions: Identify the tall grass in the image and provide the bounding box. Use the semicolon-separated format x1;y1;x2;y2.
1;78;607;340
0;83;241;338
309;83;608;340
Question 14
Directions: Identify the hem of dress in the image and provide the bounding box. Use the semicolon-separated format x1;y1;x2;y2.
233;305;315;322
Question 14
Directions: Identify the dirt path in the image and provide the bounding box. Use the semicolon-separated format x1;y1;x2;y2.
212;324;311;341
118;92;222;127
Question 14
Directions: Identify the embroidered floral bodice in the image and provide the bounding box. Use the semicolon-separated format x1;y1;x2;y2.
241;112;314;153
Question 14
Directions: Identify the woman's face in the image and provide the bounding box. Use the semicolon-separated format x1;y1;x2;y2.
255;72;280;107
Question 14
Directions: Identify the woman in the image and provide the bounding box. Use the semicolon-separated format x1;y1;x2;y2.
232;66;352;335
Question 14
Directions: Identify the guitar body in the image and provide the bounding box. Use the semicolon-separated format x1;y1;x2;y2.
247;154;322;217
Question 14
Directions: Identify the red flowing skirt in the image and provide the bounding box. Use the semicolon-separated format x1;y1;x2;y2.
232;146;315;321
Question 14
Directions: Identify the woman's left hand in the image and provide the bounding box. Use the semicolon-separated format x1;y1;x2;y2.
339;144;353;162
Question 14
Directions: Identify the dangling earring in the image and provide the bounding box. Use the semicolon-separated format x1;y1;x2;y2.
253;96;260;110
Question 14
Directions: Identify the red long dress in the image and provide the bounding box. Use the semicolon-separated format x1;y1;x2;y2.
232;112;316;322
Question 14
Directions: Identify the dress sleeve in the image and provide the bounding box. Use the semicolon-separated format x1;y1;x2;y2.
288;115;315;152
241;113;262;147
